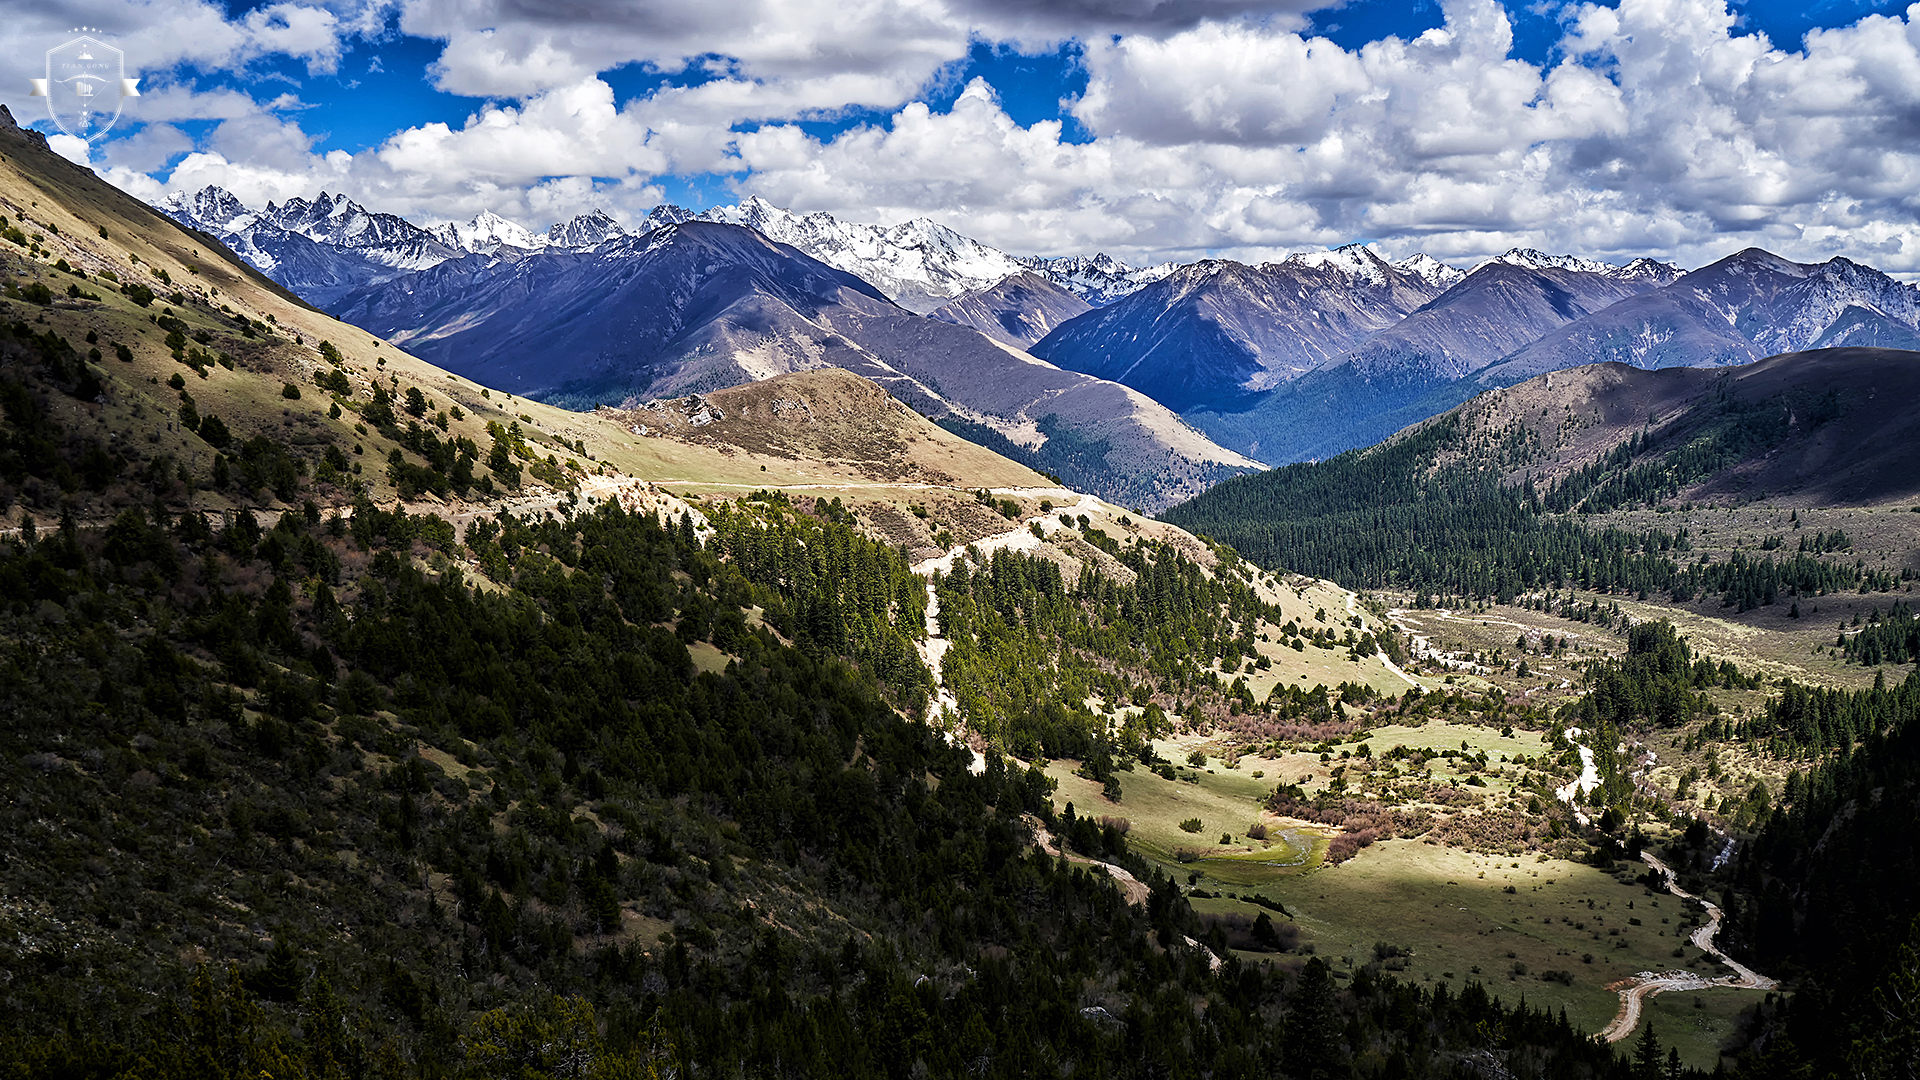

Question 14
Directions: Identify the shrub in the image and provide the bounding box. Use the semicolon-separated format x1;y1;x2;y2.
282;383;302;400
198;415;232;450
315;367;352;396
1179;817;1203;833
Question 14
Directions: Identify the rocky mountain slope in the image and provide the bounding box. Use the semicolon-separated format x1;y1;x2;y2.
1030;245;1457;413
1474;248;1920;386
927;271;1091;348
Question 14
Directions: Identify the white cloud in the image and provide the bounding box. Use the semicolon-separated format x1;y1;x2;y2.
99;121;195;172
401;0;972;99
48;133;93;167
718;0;1920;274
370;78;671;185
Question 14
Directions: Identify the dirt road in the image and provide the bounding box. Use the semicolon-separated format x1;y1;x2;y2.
1597;851;1777;1043
1031;819;1151;907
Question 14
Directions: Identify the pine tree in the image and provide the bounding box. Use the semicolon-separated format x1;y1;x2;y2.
1633;1020;1662;1080
1284;957;1344;1080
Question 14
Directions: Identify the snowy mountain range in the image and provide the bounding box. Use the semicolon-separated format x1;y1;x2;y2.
157;186;1182;313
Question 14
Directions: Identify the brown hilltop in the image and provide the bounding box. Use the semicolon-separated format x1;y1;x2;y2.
600;368;1047;488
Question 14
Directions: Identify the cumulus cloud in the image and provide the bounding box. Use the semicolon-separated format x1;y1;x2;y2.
402;0;972;99
722;0;1920;273
99;121;196;172
47;133;93;167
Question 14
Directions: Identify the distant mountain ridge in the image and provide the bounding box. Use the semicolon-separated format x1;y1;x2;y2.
1475;248;1920;386
331;219;1262;510
1029;244;1464;413
1041;241;1916;469
156;186;1186;313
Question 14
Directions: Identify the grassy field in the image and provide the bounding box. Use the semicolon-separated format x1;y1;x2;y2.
1204;840;1750;1053
1638;983;1763;1071
1044;717;1558;883
1041;750;1300;870
1043;720;1765;1063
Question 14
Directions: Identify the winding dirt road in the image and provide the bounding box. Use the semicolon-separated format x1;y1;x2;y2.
1597;851;1777;1043
1031;820;1151;907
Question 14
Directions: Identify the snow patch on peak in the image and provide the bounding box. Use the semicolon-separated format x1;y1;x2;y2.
546;209;624;250
1392;253;1467;290
691;197;1028;313
1478;248;1615;276
446;210;545;253
1278;244;1395;286
161;185;252;231
1016;252;1175;306
1615;257;1686;284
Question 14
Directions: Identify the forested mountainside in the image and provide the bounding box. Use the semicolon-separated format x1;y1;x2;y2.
1165;349;1920;601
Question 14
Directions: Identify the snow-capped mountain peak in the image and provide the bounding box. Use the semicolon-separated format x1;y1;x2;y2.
640;204;698;232
546;209;625;249
437;210;546;254
1477;248;1617;276
1014;252;1176;306
160;185;253;232
1391;253;1468;290
1277;243;1396;286
694;197;1028;313
1614;257;1686;283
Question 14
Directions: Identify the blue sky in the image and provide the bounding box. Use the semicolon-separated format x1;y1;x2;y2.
5;0;1920;272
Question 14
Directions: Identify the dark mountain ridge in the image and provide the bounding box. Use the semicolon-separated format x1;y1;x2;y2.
928;270;1091;348
1030;247;1452;413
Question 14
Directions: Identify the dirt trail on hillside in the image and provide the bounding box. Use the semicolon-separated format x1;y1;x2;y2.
1597;852;1777;1043
907;491;1112;773
1031;820;1151;907
1346;592;1421;688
